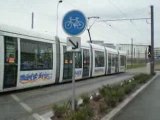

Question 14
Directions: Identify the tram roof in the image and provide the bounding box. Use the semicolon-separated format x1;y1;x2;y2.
0;24;55;41
105;47;118;53
119;50;127;55
91;43;105;50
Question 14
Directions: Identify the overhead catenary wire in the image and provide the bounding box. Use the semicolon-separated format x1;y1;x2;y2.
99;17;151;40
100;17;151;22
106;0;150;39
107;0;128;18
62;0;151;44
104;22;132;41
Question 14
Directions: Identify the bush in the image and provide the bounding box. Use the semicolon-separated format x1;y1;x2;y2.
116;87;125;102
80;94;90;105
53;103;69;118
104;89;119;107
99;101;108;113
100;85;125;104
67;105;93;120
134;74;152;84
99;85;112;97
52;73;154;120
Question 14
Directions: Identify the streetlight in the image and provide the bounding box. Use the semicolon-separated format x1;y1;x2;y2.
56;0;63;36
87;16;100;43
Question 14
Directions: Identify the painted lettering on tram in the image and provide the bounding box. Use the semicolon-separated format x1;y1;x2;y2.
20;71;52;84
75;69;82;79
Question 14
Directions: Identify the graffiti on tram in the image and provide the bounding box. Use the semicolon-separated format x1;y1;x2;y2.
20;71;52;84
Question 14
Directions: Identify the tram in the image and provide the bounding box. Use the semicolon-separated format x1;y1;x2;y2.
0;25;127;92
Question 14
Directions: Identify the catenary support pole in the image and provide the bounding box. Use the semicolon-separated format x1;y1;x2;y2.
150;5;154;75
131;38;133;67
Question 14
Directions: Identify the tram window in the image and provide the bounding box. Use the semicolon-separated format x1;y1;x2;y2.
83;49;90;66
95;51;104;67
75;52;82;68
116;55;118;66
121;55;125;66
20;39;53;70
63;46;73;80
112;54;115;67
108;53;111;67
4;36;17;64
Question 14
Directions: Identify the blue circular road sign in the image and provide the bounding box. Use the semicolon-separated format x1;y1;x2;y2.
62;10;87;36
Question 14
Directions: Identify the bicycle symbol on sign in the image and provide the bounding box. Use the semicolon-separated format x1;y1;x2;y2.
65;17;84;29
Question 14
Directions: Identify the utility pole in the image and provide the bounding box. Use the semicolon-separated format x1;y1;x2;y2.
150;5;154;75
31;12;34;29
131;38;133;66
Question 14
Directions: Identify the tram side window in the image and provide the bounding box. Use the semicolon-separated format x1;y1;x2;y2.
116;55;118;66
112;54;115;67
4;36;17;64
20;39;53;70
83;49;90;66
75;52;82;68
108;53;111;67
121;55;125;66
63;46;73;80
95;51;104;67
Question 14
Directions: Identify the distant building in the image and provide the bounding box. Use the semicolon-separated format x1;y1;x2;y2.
116;44;148;59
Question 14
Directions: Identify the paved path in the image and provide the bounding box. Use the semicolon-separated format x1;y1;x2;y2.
113;73;160;120
0;73;133;120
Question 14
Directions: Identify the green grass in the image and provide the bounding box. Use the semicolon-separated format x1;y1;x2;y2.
127;63;146;69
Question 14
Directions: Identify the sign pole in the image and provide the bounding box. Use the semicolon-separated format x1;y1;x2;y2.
72;52;75;111
150;5;154;75
62;10;87;111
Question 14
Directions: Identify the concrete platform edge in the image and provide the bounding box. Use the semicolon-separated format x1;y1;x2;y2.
101;73;159;120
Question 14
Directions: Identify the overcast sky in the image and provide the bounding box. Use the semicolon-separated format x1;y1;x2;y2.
0;0;159;47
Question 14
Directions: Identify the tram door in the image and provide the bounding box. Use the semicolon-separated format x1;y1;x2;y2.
3;36;18;89
63;47;73;80
115;54;119;72
82;49;90;78
108;53;111;74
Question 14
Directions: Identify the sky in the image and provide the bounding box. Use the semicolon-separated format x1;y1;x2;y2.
0;0;159;47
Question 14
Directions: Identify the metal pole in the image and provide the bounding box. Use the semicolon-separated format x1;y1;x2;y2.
56;0;62;36
87;17;99;43
131;38;133;66
151;5;154;75
87;29;92;43
72;52;75;111
56;3;59;36
31;12;34;29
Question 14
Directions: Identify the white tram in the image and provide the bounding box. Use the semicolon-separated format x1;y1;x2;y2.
0;25;127;92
